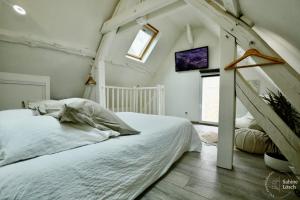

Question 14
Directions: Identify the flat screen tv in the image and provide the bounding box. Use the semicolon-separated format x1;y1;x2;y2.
175;46;208;72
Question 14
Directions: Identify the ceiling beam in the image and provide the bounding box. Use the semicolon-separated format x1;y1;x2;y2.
222;0;240;17
0;29;96;58
185;0;300;112
101;0;181;34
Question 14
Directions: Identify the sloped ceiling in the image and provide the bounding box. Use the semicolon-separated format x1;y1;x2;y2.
0;0;118;98
0;0;299;98
239;0;300;50
105;4;220;86
238;0;300;72
0;0;118;50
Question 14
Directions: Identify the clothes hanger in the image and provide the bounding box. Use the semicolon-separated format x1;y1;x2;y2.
225;48;285;70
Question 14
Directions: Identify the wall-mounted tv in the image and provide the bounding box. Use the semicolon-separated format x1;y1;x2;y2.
175;46;208;72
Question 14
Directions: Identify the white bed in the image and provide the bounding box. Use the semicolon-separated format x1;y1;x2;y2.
0;111;201;200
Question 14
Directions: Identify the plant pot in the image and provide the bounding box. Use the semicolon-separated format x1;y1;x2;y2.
264;152;291;172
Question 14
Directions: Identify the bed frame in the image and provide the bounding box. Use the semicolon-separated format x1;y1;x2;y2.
0;72;50;110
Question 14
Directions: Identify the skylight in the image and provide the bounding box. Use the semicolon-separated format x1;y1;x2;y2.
127;24;159;62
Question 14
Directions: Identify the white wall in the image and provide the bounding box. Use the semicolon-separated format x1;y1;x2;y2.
0;0;118;99
150;27;220;121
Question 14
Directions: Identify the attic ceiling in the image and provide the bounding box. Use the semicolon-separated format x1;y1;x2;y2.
0;0;299;96
239;0;300;50
105;4;220;86
0;0;118;51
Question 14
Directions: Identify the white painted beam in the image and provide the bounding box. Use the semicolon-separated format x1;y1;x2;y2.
118;0;187;33
185;0;300;113
0;29;96;58
222;0;240;17
91;0;123;106
236;71;300;171
101;0;180;34
217;29;236;170
93;31;117;106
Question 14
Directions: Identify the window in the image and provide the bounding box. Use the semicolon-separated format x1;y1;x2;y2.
126;24;159;62
201;70;220;123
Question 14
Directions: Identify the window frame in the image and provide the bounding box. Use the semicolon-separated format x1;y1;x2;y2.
126;24;159;61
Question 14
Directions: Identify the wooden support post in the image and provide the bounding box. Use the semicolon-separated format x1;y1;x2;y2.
89;0;123;106
93;31;116;106
217;29;236;170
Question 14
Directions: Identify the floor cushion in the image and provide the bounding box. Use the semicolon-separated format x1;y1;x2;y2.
235;128;271;154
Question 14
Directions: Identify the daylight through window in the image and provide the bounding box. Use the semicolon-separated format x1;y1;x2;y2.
127;24;158;61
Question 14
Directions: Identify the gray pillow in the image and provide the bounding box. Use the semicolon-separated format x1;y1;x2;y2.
25;100;64;117
60;99;140;135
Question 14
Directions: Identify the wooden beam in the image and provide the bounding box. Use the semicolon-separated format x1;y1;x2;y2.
90;0;123;106
222;0;240;17
0;29;96;58
101;0;180;34
185;0;300;113
93;31;116;106
236;71;300;171
217;29;236;170
117;0;187;33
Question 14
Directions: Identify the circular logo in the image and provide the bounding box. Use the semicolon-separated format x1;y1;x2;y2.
265;171;298;199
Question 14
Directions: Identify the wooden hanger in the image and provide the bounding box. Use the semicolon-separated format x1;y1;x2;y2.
225;48;285;70
85;73;96;85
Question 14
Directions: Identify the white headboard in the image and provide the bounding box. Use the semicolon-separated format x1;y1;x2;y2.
0;72;50;110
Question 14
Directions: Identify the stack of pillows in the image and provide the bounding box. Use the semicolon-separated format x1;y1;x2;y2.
25;98;140;136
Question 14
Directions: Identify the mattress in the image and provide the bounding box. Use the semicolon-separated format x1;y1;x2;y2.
0;112;201;200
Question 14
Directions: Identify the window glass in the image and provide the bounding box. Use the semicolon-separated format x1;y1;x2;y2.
201;76;220;123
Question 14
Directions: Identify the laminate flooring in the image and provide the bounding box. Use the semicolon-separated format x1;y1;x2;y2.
137;143;299;200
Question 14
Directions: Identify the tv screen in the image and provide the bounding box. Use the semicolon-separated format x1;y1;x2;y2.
175;46;208;72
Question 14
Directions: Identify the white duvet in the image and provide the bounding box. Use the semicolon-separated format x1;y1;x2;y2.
0;109;118;167
0;111;201;200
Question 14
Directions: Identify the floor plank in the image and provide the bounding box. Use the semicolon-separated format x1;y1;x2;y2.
137;144;300;200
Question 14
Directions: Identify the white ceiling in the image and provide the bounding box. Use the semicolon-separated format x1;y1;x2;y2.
0;0;118;50
239;0;300;50
105;4;220;86
0;0;299;92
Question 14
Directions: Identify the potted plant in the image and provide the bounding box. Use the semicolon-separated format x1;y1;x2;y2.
263;90;300;172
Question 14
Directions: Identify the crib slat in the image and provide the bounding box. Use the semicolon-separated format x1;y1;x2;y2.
117;88;120;112
149;89;152;114
106;88;109;110
125;89;128;112
112;88;115;112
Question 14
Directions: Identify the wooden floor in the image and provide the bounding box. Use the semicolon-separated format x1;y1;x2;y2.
137;144;299;200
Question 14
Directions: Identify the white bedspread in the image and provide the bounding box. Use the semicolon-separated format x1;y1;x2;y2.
0;112;201;200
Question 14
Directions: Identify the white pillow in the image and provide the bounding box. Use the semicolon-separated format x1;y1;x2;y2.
235;112;254;128
0;109;34;118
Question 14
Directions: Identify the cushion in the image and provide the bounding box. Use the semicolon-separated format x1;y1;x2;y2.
235;128;271;154
60;99;140;135
235;112;254;128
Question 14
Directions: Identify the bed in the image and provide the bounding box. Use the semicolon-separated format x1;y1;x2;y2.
0;110;201;200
